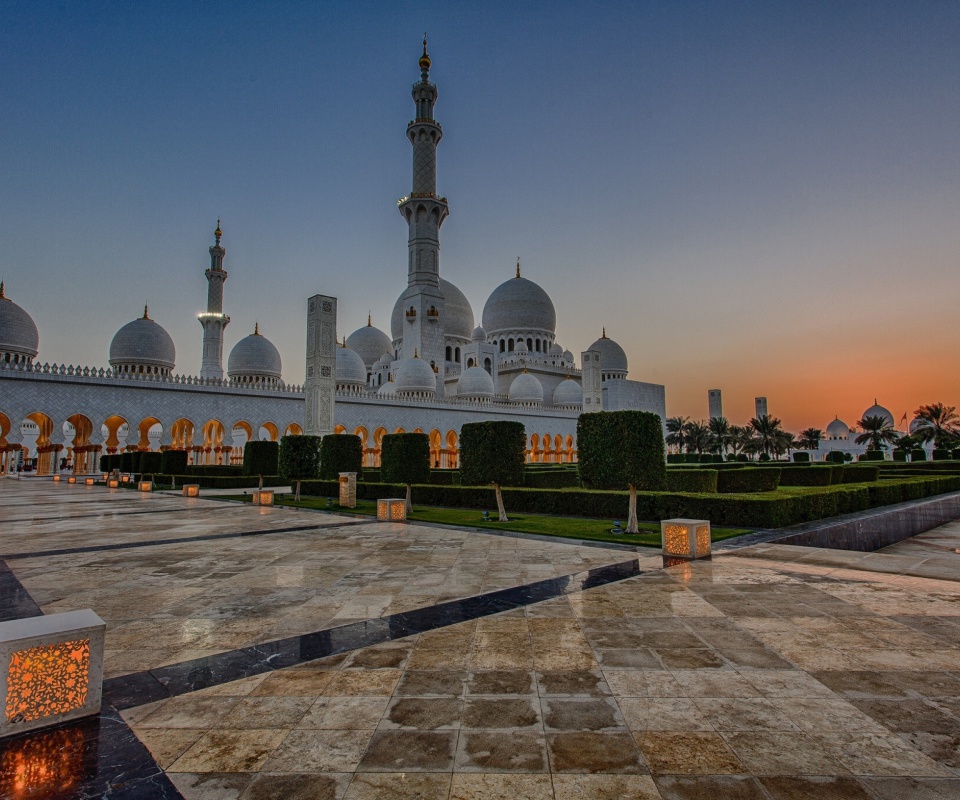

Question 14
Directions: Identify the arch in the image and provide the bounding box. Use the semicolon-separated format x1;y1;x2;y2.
429;428;443;469
529;433;540;464
454;346;461;362
554;434;563;464
499;340;505;353
445;429;459;470
445;345;452;361
0;411;10;447
334;424;346;435
394;427;406;434
565;435;576;463
259;422;280;442
466;357;474;368
21;412;55;475
285;423;303;437
102;415;127;454
483;357;492;374
508;338;515;352
171;418;196;451
200;419;225;465
65;414;94;474
132;417;163;452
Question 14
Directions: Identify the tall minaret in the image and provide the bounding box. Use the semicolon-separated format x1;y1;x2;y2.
198;219;230;380
396;36;448;371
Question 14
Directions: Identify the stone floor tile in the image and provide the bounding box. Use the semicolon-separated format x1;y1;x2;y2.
547;731;648;773
694;697;801;732
859;776;960;799
169;729;289;773
357;731;457;772
238;771;351;800
595;647;664;669
343;772;452;800
218;696;314;729
537;669;612;697
448;773;555;800
249;668;337;696
654;774;770;800
168;772;253;800
455;730;548;772
552;774;662;799
757;776;874;800
636;731;744;775
133;727;207;769
720;731;850;776
618;698;714;732
323;669;402;697
541;697;626;732
461;697;541;729
671;670;763;698
296;697;390;730
136;695;244;729
466;669;536;695
380;697;463;730
261;729;375;773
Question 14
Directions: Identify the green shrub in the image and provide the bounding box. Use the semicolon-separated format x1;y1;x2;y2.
758;453;771;462
826;465;845;484
577;411;666;491
381;433;431;509
160;449;188;475
667;453;684;464
932;449;951;461
361;469;382;482
99;453;122;473
716;468;781;493
120;451;138;473
666;470;718;493
429;469;461;485
778;466;834;487
243;440;280;477
892;449;908;462
826;451;845;464
460;421;526;489
911;449;927;462
139;451;162;475
279;435;323;482
525;469;579;489
792;452;811;463
735;454;749;462
840;465;880;483
318;434;362;480
861;450;885;461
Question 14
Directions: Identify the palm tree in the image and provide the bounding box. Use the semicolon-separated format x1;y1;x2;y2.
779;431;797;459
665;416;689;454
683;419;712;455
728;425;751;458
749;415;789;459
913;403;960;449
855;415;900;451
708;416;733;455
797;428;823;452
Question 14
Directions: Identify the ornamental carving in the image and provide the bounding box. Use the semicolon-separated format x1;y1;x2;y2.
6;639;91;724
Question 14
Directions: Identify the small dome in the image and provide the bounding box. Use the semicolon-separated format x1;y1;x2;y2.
509;371;544;404
549;343;563;356
390;278;475;341
377;353;393;366
457;365;495;398
109;307;176;373
228;326;282;381
471;325;487;342
587;329;628;374
826;417;849;438
861;400;894;428
378;378;397;397
335;344;367;386
562;350;575;363
553;378;583;407
346;320;392;367
395;355;437;394
515;339;529;354
0;284;40;362
909;417;924;435
482;273;557;336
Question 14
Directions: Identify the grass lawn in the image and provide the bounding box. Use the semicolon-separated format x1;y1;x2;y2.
211;494;752;548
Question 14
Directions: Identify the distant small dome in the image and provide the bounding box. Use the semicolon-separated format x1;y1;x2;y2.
509;371;544;404
471;325;487;342
109;307;176;374
909;417;924;435
562;350;575;363
346;320;392;367
514;339;529;354
549;343;563;356
390;278;475;341
395;355;437;394
861;401;894;428
826;417;849;438
0;284;40;363
587;329;628;374
457;365;495;398
482;273;557;336
228;325;282;385
335;344;367;386
378;378;397;397
377;353;393;366
553;378;583;407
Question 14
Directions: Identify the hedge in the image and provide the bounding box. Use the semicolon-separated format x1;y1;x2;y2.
792;452;811;463
160;449;188;475
361;470;382;483
716;468;781;493
243;441;280;477
120;452;138;473
777;466;833;487
953;449;960;460
381;433;431;487
861;450;885;461
525;469;580;489
666;469;718;493
99;453;122;473
279;435;323;482
319;434;362;480
460;421;526;488
666;454;684;464
429;469;461;485
577;411;666;491
892;449;908;462
911;449;927;462
933;449;951;461
186;465;242;477
139;451;163;475
840;465;880;483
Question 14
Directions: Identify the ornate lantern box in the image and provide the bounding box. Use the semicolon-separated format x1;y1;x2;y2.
338;472;357;508
252;489;274;506
66;476;76;484
0;609;106;738
121;476;131;484
107;479;119;489
377;498;407;521
138;480;153;492
660;518;712;560
85;478;95;486
183;484;200;497
52;475;61;483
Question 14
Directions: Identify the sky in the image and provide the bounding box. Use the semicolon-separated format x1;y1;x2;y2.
1;1;958;433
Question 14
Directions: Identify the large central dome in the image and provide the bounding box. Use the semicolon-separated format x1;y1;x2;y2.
109;307;176;374
0;284;40;363
482;274;556;336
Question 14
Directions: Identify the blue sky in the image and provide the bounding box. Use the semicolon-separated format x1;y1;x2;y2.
2;1;958;430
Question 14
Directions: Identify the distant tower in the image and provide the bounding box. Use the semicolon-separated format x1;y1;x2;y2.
199;220;230;380
755;396;768;419
581;349;603;411
395;36;448;371
708;389;723;419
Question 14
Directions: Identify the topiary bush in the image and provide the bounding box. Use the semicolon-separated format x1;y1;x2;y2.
460;421;527;521
120;451;138;473
861;450;884;461
667;453;685;464
279;435;322;499
911;449;927;462
840;465;880;483
777;466;833;487
160;449;188;475
932;449;951;461
666;469;718;493
318;434;362;480
953;449;960;460
243;440;280;477
792;452;811;463
716;468;781;493
139;451;162;475
826;451;846;464
525;469;579;489
892;449;908;462
381;433;431;512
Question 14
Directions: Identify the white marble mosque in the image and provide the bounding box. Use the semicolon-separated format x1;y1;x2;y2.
0;42;665;475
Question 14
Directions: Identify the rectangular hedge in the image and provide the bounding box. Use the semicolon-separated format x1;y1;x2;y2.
666;470;718;493
144;474;287;489
716;468;781;493
840;465;880;483
777;466;834;487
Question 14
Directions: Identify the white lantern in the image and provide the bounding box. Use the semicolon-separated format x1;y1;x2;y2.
660;518;711;560
377;498;407;521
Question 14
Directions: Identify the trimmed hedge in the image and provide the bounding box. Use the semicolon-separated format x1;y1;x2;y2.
666;470;718;493
243;441;280;477
840;465;880;483
911;449;927;461
139;451;162;475
160;449;188;475
279;435;323;482
99;453;122;473
525;470;580;489
120;452;138;473
861;450;885;461
933;449;951;461
892;449;908;462
429;469;461;485
460;421;526;488
360;470;382;483
826;451;846;464
577;411;666;491
777;466;834;487
717;468;781;493
319;434;362;480
792;452;811;463
381;433;431;487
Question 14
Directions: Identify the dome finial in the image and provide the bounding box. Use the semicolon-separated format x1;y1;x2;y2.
516;257;521;278
601;327;607;339
367;311;372;327
143;303;150;320
215;217;222;243
419;34;431;74
0;280;5;299
414;348;419;358
341;335;347;348
254;320;260;335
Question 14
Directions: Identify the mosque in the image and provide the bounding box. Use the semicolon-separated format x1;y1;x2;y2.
0;42;665;475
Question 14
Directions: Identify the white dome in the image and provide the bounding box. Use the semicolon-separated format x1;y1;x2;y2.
471;325;487;342
228;327;282;380
587;330;628;374
549;343;563;356
390;278;474;341
861;401;894;428
482;274;557;335
109;308;176;372
395;355;437;394
509;371;544;404
562;350;575;363
377;353;393;366
346;321;392;367
378;379;397;397
515;339;529;354
457;365;495;398
553;378;583;407
335;344;367;386
909;417;924;435
826;418;849;437
0;286;39;361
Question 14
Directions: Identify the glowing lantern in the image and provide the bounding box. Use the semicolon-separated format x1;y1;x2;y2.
52;475;61;483
121;476;130;484
183;484;200;497
138;481;153;492
66;477;76;484
0;609;105;738
377;498;407;521
252;489;274;506
660;518;711;560
107;479;119;489
84;478;95;486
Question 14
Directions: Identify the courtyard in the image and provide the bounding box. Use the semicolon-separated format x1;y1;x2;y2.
1;478;959;799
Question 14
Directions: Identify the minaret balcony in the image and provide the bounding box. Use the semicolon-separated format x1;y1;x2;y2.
426;307;440;321
405;308;417;322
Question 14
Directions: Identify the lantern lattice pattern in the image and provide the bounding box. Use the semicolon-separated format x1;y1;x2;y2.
377;498;407;521
6;640;90;723
183;484;200;497
253;489;274;506
85;478;95;486
67;477;76;484
107;479;119;488
138;481;153;492
660;518;711;560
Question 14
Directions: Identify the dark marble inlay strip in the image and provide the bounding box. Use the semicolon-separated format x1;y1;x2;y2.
0;520;368;561
0;558;43;621
2;504;225;524
103;559;641;710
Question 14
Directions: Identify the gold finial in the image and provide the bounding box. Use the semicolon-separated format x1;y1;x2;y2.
143;304;150;319
413;348;419;358
601;327;607;339
215;217;222;238
516;257;521;278
0;280;5;299
341;335;347;348
254;321;260;335
367;311;372;327
419;34;431;71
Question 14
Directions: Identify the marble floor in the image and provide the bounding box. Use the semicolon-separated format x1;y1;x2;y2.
2;478;960;799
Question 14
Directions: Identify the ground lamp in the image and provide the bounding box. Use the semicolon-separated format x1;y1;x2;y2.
252;489;274;506
84;478;95;486
66;476;76;484
338;472;357;508
377;498;407;521
138;480;153;492
107;478;119;489
52;475;60;483
182;484;200;497
0;609;106;738
121;475;130;484
660;518;712;560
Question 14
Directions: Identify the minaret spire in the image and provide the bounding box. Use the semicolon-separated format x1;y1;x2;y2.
199;220;231;380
